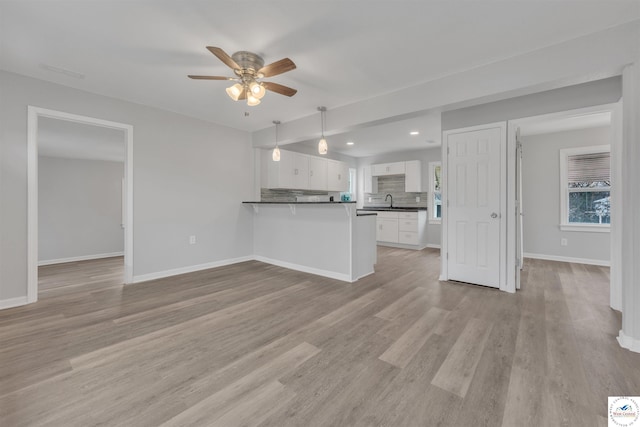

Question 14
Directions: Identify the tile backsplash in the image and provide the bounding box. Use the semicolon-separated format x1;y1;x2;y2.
364;175;428;208
261;188;336;202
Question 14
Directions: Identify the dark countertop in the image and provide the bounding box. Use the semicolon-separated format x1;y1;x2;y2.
358;207;427;212
356;212;377;217
243;201;356;204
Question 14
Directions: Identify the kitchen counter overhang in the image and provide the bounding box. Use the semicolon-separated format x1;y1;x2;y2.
244;202;377;282
357;207;427;212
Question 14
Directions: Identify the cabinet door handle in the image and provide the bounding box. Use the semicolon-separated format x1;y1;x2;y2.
294;169;298;175
338;174;341;180
310;170;313;177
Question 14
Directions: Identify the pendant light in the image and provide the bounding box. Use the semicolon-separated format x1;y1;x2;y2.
317;106;328;155
272;120;281;162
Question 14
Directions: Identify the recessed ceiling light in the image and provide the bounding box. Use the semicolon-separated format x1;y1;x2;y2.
410;131;420;135
346;141;355;145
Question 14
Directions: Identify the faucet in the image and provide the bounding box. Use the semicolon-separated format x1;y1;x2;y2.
385;193;393;208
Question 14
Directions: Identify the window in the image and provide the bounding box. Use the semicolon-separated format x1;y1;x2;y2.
428;162;442;223
559;145;610;232
341;167;357;201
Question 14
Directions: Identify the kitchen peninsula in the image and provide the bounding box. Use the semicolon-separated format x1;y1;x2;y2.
243;201;377;282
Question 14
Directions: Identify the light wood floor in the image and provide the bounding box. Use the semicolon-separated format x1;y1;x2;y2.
1;249;638;426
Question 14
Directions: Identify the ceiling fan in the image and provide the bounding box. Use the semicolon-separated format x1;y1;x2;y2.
188;46;297;106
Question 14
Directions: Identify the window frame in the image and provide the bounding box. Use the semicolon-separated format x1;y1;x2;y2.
428;161;442;224
559;144;611;233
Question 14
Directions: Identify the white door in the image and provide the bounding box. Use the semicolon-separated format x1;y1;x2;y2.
447;127;502;288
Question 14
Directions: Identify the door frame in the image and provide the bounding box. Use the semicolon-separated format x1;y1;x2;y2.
27;106;134;304
506;102;620;305
440;121;509;292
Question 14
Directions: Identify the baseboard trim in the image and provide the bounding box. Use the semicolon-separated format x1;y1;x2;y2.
425;244;441;249
0;296;30;310
376;242;427;251
523;252;610;267
253;256;352;283
617;330;640;353
39;252;124;266
132;256;254;284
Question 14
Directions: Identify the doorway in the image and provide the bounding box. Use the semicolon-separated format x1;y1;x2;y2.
27;107;134;304
506;103;619;304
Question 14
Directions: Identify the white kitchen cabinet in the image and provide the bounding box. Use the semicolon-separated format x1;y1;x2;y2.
292;153;309;189
308;156;328;191
372;162;405;176
377;216;399;243
327;159;349;192
404;160;422;192
363;166;378;194
264;149;293;189
370;210;428;249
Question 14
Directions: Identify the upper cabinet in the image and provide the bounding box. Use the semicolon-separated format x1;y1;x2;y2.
372;162;405;176
308;156;328;191
327;159;349;192
404;160;422;192
368;160;422;192
262;149;348;192
292;153;309;190
264;149;294;189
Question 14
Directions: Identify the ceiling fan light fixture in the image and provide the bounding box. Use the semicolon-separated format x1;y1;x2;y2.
247;93;261;106
317;106;328;155
226;83;243;101
250;81;266;99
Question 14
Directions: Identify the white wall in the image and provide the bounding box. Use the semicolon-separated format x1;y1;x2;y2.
38;156;124;263
442;77;622;131
357;148;442;247
0;70;254;301
522;126;611;263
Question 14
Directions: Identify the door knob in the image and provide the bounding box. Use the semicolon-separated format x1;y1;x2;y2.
491;212;498;218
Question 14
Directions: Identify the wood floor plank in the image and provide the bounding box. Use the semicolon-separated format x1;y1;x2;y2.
431;317;493;398
501;366;544;427
374;285;426;321
161;342;319;427
210;380;295;427
378;306;448;368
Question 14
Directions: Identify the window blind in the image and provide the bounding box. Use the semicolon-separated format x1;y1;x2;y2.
567;152;610;183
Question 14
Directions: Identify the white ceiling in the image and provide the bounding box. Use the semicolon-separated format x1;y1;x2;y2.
38;117;126;162
291;112;441;158
1;1;638;137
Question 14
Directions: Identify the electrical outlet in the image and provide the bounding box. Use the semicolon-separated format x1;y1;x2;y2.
561;238;567;246
368;197;372;203
416;196;420;202
189;235;196;245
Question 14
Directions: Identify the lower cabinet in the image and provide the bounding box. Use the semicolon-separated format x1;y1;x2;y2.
377;215;399;243
373;211;427;249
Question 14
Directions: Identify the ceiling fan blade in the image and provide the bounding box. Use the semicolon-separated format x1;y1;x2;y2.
206;46;240;70
258;58;296;78
188;75;234;80
263;81;297;97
